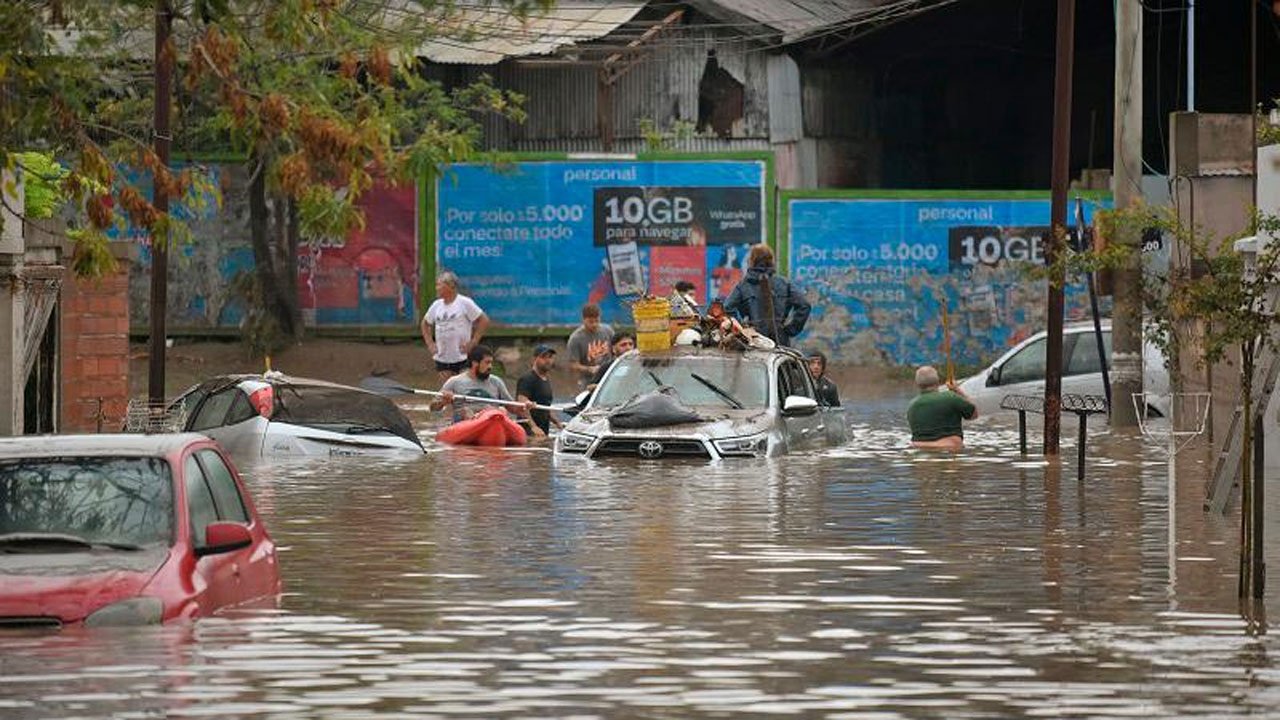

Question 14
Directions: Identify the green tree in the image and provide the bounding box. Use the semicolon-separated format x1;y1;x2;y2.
2;0;545;348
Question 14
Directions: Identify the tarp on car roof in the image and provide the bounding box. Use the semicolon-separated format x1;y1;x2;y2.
268;380;423;449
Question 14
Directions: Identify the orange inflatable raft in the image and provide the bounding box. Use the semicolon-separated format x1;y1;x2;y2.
436;408;528;447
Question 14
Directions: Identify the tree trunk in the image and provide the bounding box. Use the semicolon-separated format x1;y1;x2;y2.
1239;346;1256;599
247;157;298;342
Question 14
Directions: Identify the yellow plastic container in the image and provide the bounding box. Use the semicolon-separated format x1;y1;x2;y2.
632;297;672;352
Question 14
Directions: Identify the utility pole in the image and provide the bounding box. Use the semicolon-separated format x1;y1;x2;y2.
148;0;172;404
1111;0;1144;429
1044;0;1077;455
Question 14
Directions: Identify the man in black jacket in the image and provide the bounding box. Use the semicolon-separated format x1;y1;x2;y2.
724;244;810;347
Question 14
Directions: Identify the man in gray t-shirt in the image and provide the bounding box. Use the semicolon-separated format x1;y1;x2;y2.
431;345;531;424
566;303;614;388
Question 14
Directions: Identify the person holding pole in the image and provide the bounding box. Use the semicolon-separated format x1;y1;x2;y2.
432;345;534;425
907;365;977;451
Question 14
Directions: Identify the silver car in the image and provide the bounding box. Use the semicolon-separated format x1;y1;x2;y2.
555;347;847;460
171;374;425;458
956;321;1171;418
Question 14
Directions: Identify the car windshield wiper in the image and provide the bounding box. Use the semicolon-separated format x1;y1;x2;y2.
690;373;744;409
647;370;664;387
0;532;142;552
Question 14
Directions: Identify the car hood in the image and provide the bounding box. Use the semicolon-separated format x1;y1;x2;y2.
0;546;168;623
568;407;776;439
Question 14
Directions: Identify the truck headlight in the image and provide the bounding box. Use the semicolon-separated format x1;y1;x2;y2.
558;431;595;454
714;433;769;457
85;597;164;627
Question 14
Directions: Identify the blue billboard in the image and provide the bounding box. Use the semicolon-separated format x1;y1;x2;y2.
433;157;770;327
786;193;1109;366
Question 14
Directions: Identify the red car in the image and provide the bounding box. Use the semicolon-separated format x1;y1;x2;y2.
0;433;280;627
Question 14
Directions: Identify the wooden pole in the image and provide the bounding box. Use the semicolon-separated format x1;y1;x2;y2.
147;0;172;404
1044;0;1076;455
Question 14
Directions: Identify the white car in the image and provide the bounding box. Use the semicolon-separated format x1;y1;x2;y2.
956;321;1170;418
171;374;424;458
556;346;847;460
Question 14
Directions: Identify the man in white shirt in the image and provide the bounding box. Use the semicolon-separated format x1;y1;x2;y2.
421;271;490;382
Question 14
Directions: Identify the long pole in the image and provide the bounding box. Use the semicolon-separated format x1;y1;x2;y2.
1078;197;1111;408
1247;0;1263;601
1044;0;1077;456
147;0;172;404
1187;0;1195;111
1112;0;1145;429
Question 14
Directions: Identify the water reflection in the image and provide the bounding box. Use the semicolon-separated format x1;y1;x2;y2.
2;395;1278;717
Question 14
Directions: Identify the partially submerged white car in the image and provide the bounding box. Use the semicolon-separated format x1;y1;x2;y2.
956;321;1171;418
556;346;847;460
171;374;424;457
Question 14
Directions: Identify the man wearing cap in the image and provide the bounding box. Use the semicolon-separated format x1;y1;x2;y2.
806;350;840;407
517;344;559;438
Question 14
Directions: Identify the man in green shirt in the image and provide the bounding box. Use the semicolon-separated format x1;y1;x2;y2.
907;365;978;450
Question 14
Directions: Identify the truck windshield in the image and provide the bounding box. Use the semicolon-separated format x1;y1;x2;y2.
593;356;770;409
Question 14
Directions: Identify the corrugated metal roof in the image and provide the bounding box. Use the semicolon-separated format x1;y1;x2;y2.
688;0;928;43
409;0;647;65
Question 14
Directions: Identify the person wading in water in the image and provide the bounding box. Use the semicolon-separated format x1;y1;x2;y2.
906;365;977;451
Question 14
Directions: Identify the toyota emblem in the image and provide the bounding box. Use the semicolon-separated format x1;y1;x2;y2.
637;441;665;459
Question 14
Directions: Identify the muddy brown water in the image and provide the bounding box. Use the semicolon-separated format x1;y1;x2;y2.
4;394;1280;718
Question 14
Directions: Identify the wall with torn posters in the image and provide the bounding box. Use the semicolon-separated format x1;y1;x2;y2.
784;191;1110;367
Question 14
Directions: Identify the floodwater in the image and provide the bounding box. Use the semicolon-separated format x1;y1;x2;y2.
4;394;1280;719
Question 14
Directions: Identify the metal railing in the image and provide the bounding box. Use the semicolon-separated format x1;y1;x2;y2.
1000;393;1109;480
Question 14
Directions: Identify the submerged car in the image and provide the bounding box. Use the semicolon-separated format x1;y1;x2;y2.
556;346;847;460
171;373;424;457
0;434;279;627
956;321;1171;418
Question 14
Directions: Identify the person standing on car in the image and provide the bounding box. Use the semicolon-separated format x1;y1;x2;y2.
806;350;841;407
516;344;559;438
432;345;533;424
567;303;614;389
724;244;810;347
422;271;490;383
907;365;977;451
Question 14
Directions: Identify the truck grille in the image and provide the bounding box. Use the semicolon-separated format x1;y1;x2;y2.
0;616;62;630
594;438;711;459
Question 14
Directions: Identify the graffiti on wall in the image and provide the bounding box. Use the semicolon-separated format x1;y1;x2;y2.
123;164;250;328
434;158;769;327
298;184;418;325
786;194;1109;366
127;164;417;328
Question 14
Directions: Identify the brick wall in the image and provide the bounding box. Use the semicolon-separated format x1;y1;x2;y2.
60;263;131;432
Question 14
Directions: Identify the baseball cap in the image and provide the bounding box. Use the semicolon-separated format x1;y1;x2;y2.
533;344;557;357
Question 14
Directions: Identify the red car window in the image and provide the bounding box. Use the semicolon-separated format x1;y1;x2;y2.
196;450;249;524
184;456;219;546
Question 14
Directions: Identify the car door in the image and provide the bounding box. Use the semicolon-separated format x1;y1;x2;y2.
195;449;277;604
985;336;1049;412
188;387;262;456
776;359;823;449
1062;330;1112;400
183;453;240;614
